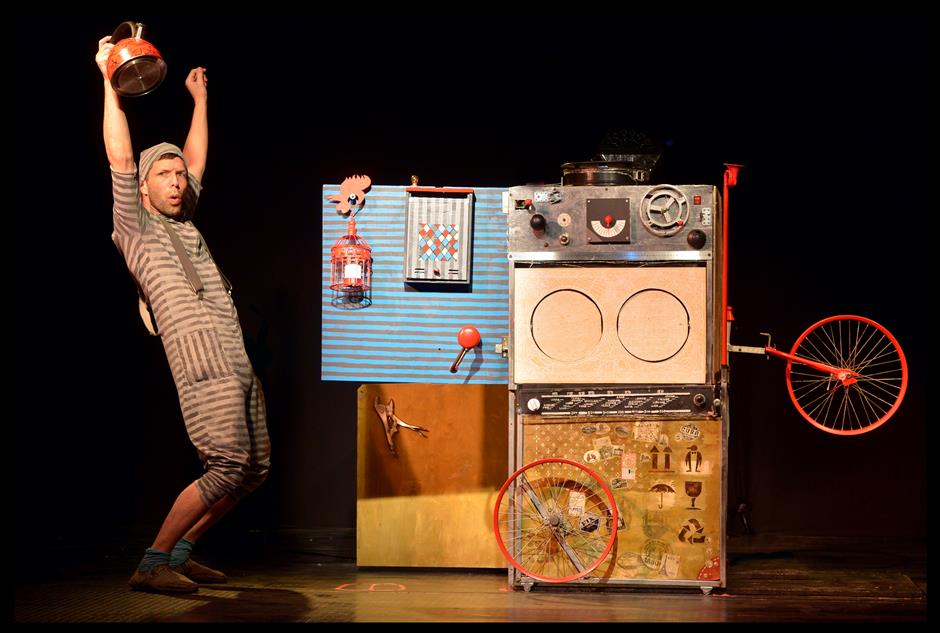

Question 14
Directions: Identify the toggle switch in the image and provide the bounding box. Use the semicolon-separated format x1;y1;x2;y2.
450;326;482;373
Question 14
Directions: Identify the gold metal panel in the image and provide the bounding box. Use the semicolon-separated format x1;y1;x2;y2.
357;383;508;568
522;416;723;583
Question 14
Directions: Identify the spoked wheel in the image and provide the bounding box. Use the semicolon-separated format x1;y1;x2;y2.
493;458;617;583
786;315;907;435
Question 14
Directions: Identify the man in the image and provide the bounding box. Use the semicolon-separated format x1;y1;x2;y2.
96;35;271;594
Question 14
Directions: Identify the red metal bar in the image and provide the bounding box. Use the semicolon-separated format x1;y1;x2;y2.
763;346;859;384
722;164;742;365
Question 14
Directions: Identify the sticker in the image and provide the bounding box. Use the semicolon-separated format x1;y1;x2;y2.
677;423;702;442
634;421;661;443
610;477;630;490
583;450;601;465
614;503;628;530
592;436;613;451
580;425;598;435
698;556;721;582
641;540;669;571
611;445;624;457
639;454;651;464
649;482;676;509
527;551;552;566
678;518;707;544
621;453;637;480
658;433;670;446
614;425;631;438
663;554;680;578
567;491;586;517
643;510;667;539
649;446;676;473
595;423;611;435
684;480;703;510
684;446;704;473
616;552;644;572
579;512;601;533
599;445;615;460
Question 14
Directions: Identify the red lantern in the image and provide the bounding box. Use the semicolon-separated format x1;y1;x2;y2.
330;217;372;308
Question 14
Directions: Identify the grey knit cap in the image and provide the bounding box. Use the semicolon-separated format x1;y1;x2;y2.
139;142;187;181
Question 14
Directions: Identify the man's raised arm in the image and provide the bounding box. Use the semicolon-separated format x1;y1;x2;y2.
182;67;208;182
96;35;135;174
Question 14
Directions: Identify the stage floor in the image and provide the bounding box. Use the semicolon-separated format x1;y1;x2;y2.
15;530;926;622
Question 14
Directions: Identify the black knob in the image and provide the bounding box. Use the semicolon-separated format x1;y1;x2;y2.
687;229;707;249
530;214;546;232
692;393;707;408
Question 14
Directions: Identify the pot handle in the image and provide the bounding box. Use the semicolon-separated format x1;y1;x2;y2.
110;21;145;43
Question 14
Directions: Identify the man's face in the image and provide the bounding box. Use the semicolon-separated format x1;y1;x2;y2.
141;157;188;218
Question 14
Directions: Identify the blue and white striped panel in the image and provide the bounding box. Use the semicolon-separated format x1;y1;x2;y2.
322;185;509;384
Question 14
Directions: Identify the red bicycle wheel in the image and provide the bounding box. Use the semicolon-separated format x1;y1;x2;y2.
493;458;618;584
786;315;907;435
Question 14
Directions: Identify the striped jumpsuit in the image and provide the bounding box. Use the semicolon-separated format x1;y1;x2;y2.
112;168;270;507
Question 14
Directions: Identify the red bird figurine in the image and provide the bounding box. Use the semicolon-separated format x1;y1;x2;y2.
329;174;372;215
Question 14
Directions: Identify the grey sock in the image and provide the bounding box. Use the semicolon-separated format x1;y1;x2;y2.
137;548;170;572
170;538;195;567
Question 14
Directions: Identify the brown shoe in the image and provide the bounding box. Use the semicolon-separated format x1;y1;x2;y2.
171;558;227;584
129;564;198;593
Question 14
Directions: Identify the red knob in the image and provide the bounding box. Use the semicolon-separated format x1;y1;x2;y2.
451;326;481;373
603;214;615;228
457;325;481;349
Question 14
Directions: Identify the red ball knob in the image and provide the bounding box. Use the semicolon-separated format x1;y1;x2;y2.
451;326;481;373
457;325;481;349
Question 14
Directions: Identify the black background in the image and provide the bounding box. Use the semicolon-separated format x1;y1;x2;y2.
16;16;927;561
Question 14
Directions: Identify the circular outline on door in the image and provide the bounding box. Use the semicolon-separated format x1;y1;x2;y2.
530;288;604;362
616;288;691;362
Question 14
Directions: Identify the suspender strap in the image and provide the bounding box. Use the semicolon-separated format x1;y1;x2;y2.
194;227;233;294
158;215;205;296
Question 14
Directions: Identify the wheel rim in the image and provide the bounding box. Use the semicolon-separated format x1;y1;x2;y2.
786;315;907;435
493;458;618;583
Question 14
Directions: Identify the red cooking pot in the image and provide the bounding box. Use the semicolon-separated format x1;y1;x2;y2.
106;21;167;97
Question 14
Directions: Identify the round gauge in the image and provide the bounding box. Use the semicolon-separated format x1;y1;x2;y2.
640;186;690;237
557;212;572;227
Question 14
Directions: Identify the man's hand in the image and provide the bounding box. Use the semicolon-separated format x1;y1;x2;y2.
185;67;208;102
96;35;114;81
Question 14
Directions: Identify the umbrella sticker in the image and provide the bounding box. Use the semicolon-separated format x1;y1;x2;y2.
649;482;676;509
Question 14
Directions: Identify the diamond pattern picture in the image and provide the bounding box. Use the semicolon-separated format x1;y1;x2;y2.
418;224;460;261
